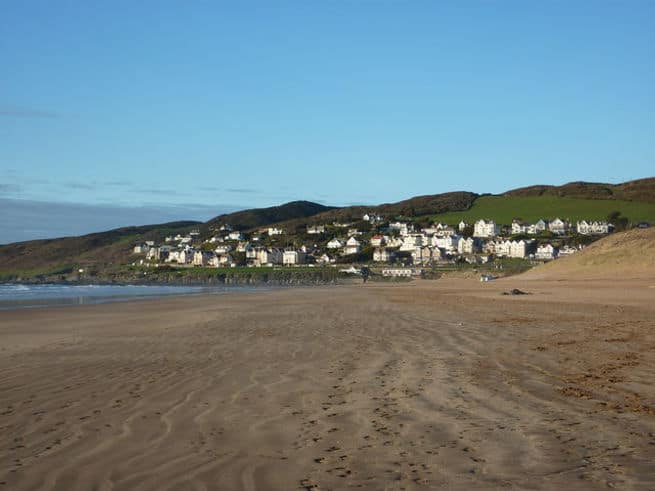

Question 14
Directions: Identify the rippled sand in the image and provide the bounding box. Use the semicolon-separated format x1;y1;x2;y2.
1;278;654;490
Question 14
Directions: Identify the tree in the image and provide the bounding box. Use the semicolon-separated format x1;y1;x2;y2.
607;211;629;231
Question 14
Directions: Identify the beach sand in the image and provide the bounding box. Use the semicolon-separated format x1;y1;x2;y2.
1;278;654;490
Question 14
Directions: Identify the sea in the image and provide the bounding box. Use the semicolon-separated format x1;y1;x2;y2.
0;283;255;310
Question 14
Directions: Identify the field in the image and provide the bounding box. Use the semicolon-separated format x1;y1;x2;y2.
431;195;655;225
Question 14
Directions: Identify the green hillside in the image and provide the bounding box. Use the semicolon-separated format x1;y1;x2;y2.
431;195;655;225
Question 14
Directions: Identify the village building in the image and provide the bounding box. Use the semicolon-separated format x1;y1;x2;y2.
457;237;479;255
400;234;426;251
267;227;285;236
307;225;325;234
370;235;385;247
327;238;344;249
257;248;283;266
133;243;150;254
412;246;442;265
227;231;245;241
214;244;233;254
535;244;558;260
373;247;396;263
473;219;501;238
193;250;215;266
576;220;612;235
343;237;362;255
431;234;459;252
458;220;469;232
283;249;307;265
549;218;570;235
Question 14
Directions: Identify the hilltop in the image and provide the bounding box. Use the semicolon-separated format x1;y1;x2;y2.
503;177;655;202
520;227;655;280
205;201;335;231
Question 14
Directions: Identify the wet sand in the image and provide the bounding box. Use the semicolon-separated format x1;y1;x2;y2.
1;278;654;490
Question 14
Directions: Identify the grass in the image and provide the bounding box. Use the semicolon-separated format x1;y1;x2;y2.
431;195;655;225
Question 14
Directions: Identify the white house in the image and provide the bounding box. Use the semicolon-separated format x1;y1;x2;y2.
227;231;245;241
373;248;395;263
534;219;549;234
133;243;150;254
431;234;459;252
412;246;442;265
283;249;306;265
214;244;233;254
267;227;285;236
458;221;469;232
193;250;215;266
508;239;535;258
400;234;426;251
327;238;344;249
549;218;569;235
474;219;500;238
370;235;385;247
576;220;612;235
457;237;479;255
257;248;283;265
344;237;361;255
316;253;334;264
307;225;325;234
511;220;529;235
535;244;558;260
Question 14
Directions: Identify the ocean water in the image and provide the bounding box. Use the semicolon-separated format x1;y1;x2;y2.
0;283;250;310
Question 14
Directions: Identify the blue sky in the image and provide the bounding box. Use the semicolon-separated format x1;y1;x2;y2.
1;1;654;242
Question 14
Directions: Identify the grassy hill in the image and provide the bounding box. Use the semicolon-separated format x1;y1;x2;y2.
431;195;655;225
503;177;655;202
0;221;199;280
265;192;479;232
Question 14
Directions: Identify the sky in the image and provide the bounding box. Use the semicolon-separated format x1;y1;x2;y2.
1;1;654;243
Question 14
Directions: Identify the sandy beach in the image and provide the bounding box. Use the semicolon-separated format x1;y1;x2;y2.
1;278;655;490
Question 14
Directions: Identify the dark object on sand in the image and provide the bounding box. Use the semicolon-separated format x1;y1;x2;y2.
503;288;529;296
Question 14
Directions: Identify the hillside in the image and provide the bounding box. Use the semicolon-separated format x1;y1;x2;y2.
264;191;479;232
205;201;334;231
0;221;199;279
431;195;655;225
503;177;655;202
521;227;655;280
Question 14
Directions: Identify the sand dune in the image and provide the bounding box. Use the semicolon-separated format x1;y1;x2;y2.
523;227;655;280
1;280;655;490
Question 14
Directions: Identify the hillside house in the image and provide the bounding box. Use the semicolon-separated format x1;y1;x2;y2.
327;238;344;249
370;235;385;247
457;237;479;255
214;244;233;254
307;225;325;234
535;244;558;260
283;249;307;265
549;218;570;235
373;248;396;263
257;248;283;266
474;219;501;238
344;237;361;255
133;243;150;254
193;251;215;266
576;220;612;235
431;234;459;252
267;227;285;236
458;220;469;232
